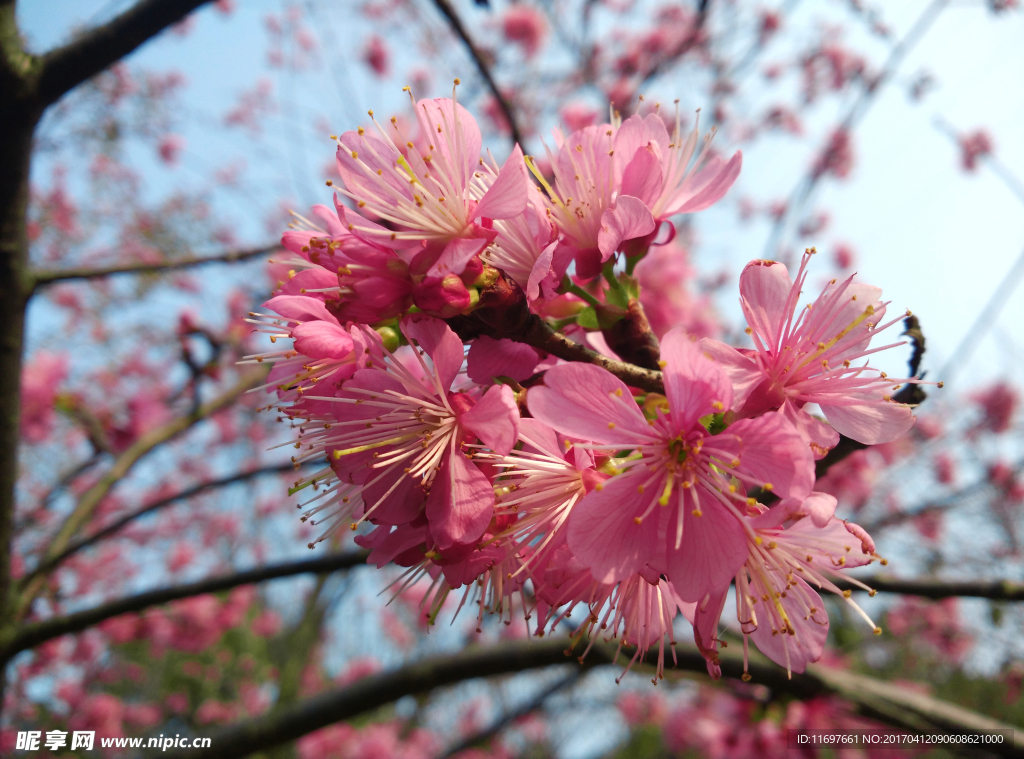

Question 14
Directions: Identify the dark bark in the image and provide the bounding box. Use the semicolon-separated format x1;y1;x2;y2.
35;0;213;106
165;639;1024;759
602;299;662;371
4;550;370;660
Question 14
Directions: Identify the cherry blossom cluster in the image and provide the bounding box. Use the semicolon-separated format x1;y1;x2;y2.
249;85;924;682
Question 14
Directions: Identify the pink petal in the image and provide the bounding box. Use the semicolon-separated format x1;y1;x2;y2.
427;237;489;279
516;417;563;459
665;492;747;602
597;195;655;260
749;578;827;673
311;203;345;237
566;470;661;583
820;396;915;445
613;114;669;182
726;411;815;500
356;523;428;568
750;491;837;529
274;268;341;300
362;468;425;525
527;362;655;444
781;401;839;460
263;295;338;325
291;321;355;360
334;196;420;250
660;328;733;431
336;131;411;209
414;98;482;192
526;241;557;301
674;150;742;214
473;144;529;221
400;315;464;391
698;338;763;411
467;335;540;383
426;449;495;549
786;516;875;568
739;259;793;352
459;384;520;455
693;588;729;679
620;145;664;208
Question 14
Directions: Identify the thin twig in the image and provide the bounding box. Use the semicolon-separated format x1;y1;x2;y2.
4;550;370;659
20;462;310;585
431;0;524;147
31;244;278;289
15;368;268;619
437;672;580;758
834;575;1024;602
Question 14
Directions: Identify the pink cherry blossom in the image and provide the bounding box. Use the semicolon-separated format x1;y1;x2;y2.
613;110;742;225
285;316;519;550
536;123;655;279
502;6;547;57
334;92;528;280
20;351;68;443
704;249;920;446
695;507;883;678
528;329;814;601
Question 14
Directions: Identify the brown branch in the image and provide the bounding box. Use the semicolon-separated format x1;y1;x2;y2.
438;672;580;759
431;0;524;148
34;0;214;107
31;244;279;289
834;575;1024;603
518;316;665;393
4;550;370;659
163;639;1024;759
14;368;268;619
20;462;307;586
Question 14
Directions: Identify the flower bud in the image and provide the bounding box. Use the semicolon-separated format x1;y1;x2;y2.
413;274;472;318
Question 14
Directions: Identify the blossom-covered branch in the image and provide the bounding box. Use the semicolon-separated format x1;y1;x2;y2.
5;549;370;659
21;461;307;584
163;640;1024;759
16;368;267;617
31;244;279;289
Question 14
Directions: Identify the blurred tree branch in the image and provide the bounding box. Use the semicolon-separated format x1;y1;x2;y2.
15;367;269;619
31;244;280;290
763;0;951;259
21;461;310;585
4;549;370;659
164;639;1024;759
34;0;214;107
431;0;524;147
438;671;580;758
835;575;1024;603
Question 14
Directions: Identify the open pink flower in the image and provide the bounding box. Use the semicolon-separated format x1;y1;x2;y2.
334;93;528;282
291;316;519;549
613;110;742;225
537;124;656;279
704;249;918;446
695;504;884;679
528;329;814;601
